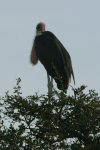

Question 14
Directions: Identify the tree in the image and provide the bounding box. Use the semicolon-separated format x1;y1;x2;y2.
0;78;100;150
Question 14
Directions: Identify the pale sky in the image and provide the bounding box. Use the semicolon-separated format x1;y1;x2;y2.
0;0;100;97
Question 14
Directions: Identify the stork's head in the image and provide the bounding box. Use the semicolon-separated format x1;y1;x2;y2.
36;22;45;32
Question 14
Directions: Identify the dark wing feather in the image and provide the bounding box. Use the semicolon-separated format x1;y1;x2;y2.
54;37;75;85
34;31;75;89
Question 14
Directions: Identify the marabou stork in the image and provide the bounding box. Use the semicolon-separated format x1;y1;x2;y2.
30;22;75;92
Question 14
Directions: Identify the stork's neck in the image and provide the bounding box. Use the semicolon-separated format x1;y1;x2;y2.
36;31;43;36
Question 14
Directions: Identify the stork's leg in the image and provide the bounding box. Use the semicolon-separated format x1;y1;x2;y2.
47;73;50;93
50;77;53;92
47;73;53;93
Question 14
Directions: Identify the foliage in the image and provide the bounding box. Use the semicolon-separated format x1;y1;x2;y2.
0;78;100;150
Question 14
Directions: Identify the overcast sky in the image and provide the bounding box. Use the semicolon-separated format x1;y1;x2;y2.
0;0;100;98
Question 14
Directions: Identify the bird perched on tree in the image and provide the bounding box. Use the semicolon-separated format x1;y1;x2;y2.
30;22;75;92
